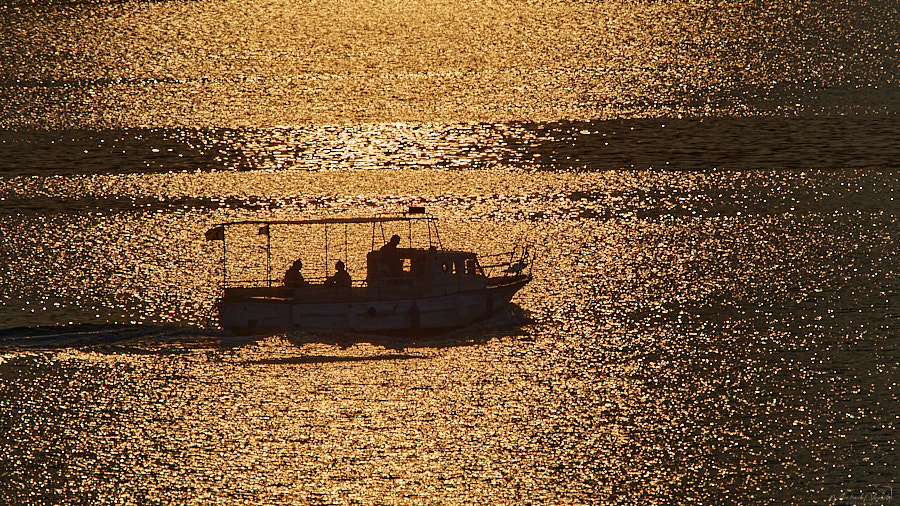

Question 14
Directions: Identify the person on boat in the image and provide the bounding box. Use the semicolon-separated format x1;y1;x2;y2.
284;258;307;287
379;234;403;277
326;260;352;289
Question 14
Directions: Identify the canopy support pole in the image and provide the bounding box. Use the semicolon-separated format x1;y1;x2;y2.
223;227;227;288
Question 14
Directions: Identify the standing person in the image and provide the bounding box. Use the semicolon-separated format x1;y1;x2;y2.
326;260;352;289
379;234;402;277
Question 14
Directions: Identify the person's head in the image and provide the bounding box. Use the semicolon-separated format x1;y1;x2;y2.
335;260;345;271
390;234;401;245
293;259;302;268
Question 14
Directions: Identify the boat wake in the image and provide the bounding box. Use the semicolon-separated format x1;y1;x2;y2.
0;323;229;350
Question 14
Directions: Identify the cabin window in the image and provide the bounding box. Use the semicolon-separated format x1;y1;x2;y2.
466;258;477;275
441;262;450;273
402;258;411;273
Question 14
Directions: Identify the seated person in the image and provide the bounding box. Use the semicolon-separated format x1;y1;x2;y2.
325;260;352;289
283;258;307;287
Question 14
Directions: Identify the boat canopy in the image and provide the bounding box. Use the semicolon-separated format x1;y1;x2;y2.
205;210;446;288
212;215;431;228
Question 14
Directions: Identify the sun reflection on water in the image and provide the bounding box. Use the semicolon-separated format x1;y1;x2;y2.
1;163;897;503
3;0;898;129
1;0;898;502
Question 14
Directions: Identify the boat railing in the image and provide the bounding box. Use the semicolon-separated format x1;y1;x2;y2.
223;248;534;289
223;277;427;303
224;278;270;288
479;243;535;278
224;277;368;289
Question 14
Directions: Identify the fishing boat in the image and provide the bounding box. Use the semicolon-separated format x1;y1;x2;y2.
205;208;533;334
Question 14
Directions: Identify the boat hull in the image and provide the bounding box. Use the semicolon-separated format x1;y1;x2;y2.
219;275;530;335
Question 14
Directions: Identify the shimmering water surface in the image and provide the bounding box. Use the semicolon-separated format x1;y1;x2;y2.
1;0;898;504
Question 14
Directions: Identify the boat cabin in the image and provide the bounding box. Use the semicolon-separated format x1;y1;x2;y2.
366;247;487;293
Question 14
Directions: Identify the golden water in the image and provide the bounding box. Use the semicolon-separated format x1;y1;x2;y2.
1;0;898;503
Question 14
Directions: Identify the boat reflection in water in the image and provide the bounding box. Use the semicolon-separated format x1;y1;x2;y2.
208;207;533;334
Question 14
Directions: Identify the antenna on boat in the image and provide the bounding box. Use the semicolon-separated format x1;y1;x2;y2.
404;206;442;249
